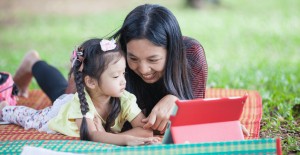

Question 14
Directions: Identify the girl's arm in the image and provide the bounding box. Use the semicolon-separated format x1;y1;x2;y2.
76;117;158;146
93;112;153;138
117;112;153;137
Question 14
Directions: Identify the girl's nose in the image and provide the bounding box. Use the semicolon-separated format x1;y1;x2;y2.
121;76;126;85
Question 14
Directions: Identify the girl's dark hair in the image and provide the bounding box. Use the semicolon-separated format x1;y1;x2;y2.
69;38;124;141
112;4;194;116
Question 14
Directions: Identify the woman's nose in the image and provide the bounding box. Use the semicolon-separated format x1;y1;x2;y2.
138;62;150;74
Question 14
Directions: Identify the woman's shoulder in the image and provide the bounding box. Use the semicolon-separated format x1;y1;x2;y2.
183;36;202;47
183;36;206;61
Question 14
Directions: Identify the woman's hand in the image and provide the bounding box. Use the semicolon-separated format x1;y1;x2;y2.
241;124;250;136
142;94;178;134
93;114;105;132
126;136;160;146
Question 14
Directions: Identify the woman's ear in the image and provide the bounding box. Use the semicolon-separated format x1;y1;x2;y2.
84;76;97;89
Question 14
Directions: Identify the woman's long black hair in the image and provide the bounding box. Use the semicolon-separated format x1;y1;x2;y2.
69;38;124;140
112;4;194;116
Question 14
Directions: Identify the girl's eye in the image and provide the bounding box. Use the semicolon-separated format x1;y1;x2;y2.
113;76;119;78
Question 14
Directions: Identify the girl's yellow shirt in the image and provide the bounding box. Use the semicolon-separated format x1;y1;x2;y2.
48;90;141;137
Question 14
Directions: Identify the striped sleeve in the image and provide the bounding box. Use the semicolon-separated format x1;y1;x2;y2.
184;37;208;99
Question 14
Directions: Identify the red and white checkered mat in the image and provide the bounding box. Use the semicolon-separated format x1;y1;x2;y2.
0;89;261;141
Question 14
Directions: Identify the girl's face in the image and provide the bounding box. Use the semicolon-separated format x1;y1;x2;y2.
126;39;167;84
98;57;126;97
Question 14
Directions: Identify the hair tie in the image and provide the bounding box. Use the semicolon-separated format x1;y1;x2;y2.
83;115;86;117
71;45;84;68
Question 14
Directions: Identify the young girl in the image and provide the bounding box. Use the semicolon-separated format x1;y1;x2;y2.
0;38;160;146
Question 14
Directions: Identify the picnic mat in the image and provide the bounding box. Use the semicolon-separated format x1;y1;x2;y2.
0;139;279;155
0;90;80;141
0;88;262;141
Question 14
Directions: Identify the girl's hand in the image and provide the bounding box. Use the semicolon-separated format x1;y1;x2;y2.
94;114;105;132
142;94;178;134
126;136;161;146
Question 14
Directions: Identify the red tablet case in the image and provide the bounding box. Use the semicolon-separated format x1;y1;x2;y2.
169;94;248;144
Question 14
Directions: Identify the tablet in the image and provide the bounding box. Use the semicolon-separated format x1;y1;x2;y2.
162;94;248;144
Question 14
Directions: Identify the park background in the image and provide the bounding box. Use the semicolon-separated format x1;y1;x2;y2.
0;0;299;153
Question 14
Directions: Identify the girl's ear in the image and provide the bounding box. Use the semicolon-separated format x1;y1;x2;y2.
84;76;97;89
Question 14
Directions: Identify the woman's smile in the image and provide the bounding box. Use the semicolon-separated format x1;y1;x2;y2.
142;72;156;80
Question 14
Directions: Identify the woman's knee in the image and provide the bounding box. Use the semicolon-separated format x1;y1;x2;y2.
24;50;41;67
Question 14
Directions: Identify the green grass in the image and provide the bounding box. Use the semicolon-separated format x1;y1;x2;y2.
1;0;299;153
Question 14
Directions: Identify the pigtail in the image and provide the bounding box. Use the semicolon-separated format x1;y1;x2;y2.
104;97;121;132
73;47;90;141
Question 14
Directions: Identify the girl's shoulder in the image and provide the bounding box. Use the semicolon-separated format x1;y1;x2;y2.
66;92;96;119
118;90;141;122
120;90;138;109
119;90;137;107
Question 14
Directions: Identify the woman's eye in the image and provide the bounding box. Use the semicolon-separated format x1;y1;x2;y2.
129;57;138;61
149;59;158;62
113;76;119;78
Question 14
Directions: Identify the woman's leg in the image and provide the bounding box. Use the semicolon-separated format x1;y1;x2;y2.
13;50;68;103
32;61;68;103
13;50;40;98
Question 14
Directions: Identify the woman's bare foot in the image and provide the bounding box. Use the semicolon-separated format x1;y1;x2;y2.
13;50;41;98
0;101;9;121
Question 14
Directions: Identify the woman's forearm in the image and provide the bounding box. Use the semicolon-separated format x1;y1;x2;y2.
118;127;153;137
90;131;129;145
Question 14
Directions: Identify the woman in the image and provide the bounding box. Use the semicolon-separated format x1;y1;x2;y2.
13;4;249;136
111;4;208;133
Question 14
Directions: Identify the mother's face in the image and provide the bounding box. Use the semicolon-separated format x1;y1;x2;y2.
127;39;167;84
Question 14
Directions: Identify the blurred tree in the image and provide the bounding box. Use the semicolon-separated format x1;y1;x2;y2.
187;0;220;9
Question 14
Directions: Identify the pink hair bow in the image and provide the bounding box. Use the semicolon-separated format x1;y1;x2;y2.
100;39;116;52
